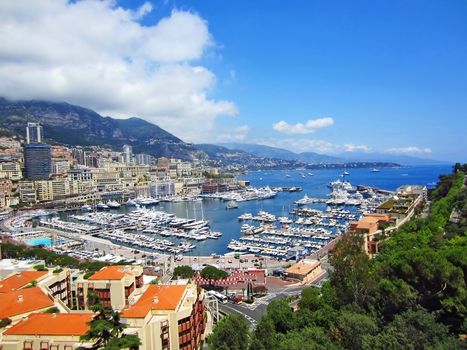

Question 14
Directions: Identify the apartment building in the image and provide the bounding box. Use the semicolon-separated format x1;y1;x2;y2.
0;313;93;350
76;265;143;311
0;287;56;322
18;182;36;203
0;268;73;308
350;213;394;255
0;162;22;181
121;282;206;350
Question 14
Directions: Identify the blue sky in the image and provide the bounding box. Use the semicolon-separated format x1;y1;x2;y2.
132;0;467;161
1;1;466;161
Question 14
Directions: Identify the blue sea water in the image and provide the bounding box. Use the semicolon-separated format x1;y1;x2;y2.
62;165;451;256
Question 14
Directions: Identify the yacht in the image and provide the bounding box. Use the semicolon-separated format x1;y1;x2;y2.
342;171;350;176
96;202;109;210
126;199;137;206
226;201;239;209
81;205;92;212
107;200;121;209
371;168;380;173
238;213;253;220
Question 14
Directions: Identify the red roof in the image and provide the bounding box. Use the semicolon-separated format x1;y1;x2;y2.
121;285;187;318
0;287;54;318
88;266;132;281
0;271;48;293
4;313;93;336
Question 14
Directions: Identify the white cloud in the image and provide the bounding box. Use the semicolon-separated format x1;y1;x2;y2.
272;117;334;134
385;147;432;155
214;125;250;142
0;0;237;142
344;144;371;152
256;138;341;154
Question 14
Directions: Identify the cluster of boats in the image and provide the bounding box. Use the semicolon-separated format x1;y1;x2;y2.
201;186;277;202
70;208;222;242
93;229;197;255
40;217;98;234
293;179;392;209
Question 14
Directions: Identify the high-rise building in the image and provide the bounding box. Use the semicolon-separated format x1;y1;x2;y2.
24;144;52;180
136;153;153;165
26;122;43;144
123;144;133;164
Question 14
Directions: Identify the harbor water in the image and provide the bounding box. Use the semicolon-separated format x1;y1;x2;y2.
57;165;450;256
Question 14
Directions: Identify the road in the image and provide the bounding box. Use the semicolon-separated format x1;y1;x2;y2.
218;272;328;326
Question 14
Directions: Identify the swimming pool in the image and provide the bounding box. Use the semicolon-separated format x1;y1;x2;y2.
26;237;52;247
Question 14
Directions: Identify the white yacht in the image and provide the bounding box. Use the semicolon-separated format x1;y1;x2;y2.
96;202;109;210
107;200;121;208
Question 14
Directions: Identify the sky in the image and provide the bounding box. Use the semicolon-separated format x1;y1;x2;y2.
0;0;466;161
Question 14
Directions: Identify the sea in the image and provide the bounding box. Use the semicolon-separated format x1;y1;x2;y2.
58;165;451;256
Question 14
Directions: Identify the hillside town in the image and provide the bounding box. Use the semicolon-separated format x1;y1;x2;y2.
0;122;442;350
0;123;251;210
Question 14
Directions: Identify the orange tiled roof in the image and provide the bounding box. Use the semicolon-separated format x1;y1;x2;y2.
286;260;321;276
4;313;93;336
0;287;54;318
0;271;48;293
121;285;187;318
88;265;131;280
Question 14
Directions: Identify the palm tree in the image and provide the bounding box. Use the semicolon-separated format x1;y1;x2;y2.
109;311;125;338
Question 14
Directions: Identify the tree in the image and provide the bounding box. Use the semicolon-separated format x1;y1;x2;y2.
208;314;250;350
173;265;195;279
266;300;295;334
0;318;12;328
362;308;462;350
333;311;378;350
102;335;141;350
249;316;277;350
44;307;60;313
80;307;140;349
275;326;342;350
330;231;374;308
33;264;47;271
201;265;229;280
298;286;322;311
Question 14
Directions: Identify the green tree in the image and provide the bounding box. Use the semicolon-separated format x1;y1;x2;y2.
208;314;250;350
330;231;374;308
266;300;295;334
80;306;140;349
201;265;229;280
173;265;195;279
333;311;378;350
298;286;322;311
362;308;462;350
275;326;342;350
249;316;277;350
102;335;141;350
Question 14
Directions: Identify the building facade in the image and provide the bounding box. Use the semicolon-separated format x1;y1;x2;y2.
76;265;144;311
25;123;43;145
24;144;52;180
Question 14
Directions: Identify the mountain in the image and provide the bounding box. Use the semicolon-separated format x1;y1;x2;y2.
337;152;451;166
196;143;307;170
0;97;201;160
218;142;341;164
220;142;449;166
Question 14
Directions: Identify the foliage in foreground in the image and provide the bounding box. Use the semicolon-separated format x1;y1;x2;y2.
79;292;141;350
209;167;466;350
173;265;195;279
